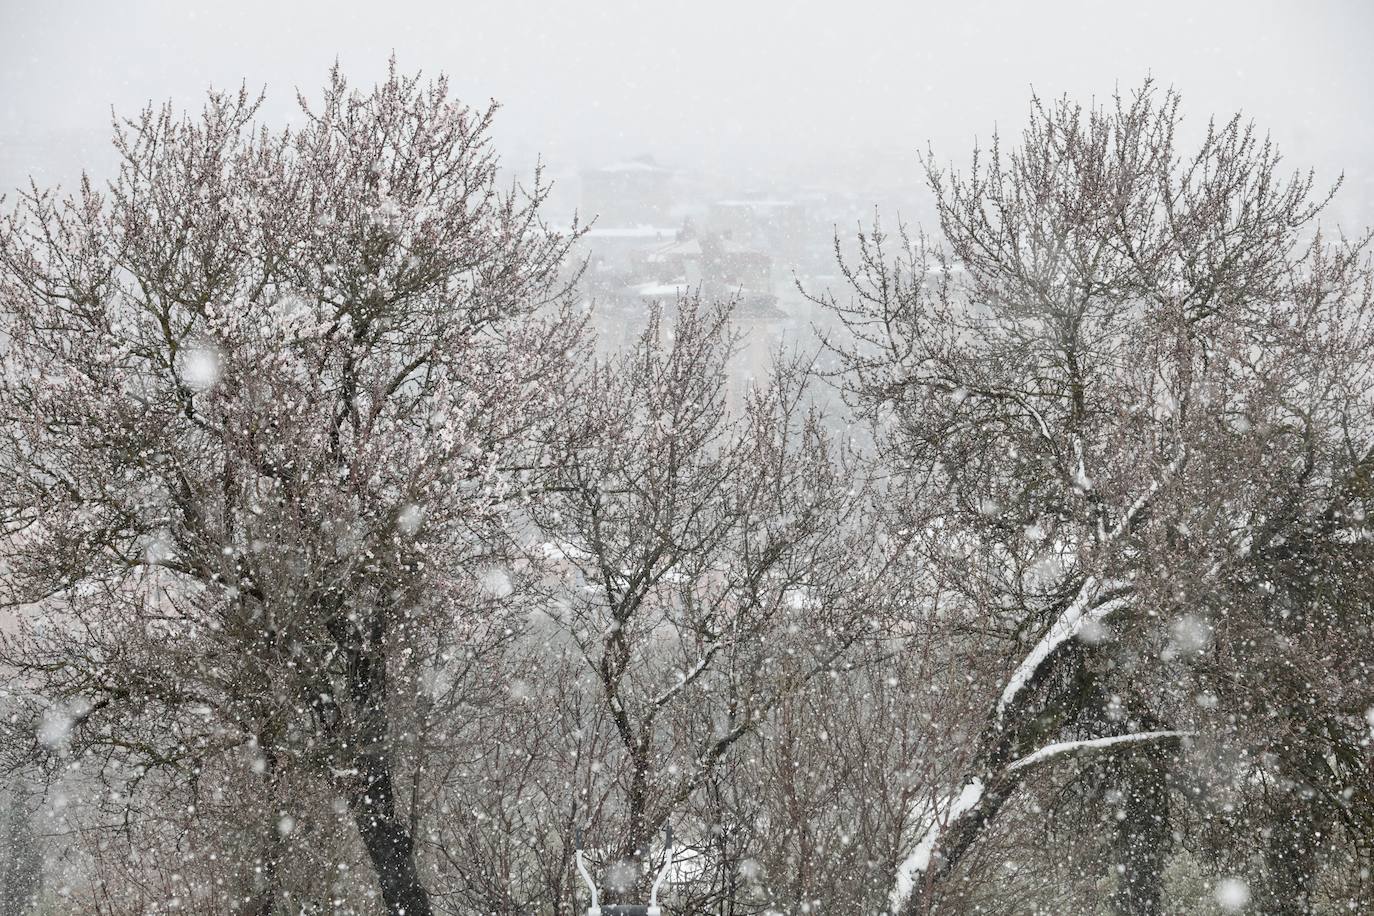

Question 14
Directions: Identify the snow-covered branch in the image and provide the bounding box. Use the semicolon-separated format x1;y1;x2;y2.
651;641;720;709
995;451;1185;724
1102;448;1187;544
996;578;1130;723
890;462;1188;911
1006;729;1193;773
890;778;985;915
890;730;1192;914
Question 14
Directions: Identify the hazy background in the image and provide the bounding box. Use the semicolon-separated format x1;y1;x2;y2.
3;0;1373;226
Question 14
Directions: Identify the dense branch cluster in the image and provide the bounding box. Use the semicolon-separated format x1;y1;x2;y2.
0;70;1371;916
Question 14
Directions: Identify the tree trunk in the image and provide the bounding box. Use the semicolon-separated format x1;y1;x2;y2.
244;744;285;916
606;740;654;905
337;607;433;916
1261;784;1321;916
1111;749;1171;916
0;783;42;916
349;748;434;916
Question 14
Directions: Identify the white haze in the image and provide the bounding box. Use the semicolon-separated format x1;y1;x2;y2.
2;0;1373;226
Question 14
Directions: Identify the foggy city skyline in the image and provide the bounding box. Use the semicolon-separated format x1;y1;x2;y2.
4;0;1374;222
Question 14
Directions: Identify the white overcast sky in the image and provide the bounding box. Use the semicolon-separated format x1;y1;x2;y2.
2;0;1372;214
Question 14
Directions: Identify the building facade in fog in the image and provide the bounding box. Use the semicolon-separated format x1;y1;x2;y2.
580;156;674;229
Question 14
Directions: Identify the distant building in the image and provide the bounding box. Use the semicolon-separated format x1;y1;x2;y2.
580;156;674;228
583;225;680;274
707;197;806;267
644;222;777;311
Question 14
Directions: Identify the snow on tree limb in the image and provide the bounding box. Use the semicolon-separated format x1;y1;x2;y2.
650;641;720;709
996;451;1185;723
1006;730;1193;773
1102;449;1187;543
891;455;1189;912
889;778;985;915
890;457;1189;912
995;581;1131;723
889;731;1192;914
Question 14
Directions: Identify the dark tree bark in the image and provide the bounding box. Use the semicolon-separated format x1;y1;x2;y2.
1260;782;1322;916
349;751;434;916
1111;750;1171;916
0;784;42;916
335;611;433;916
245;746;285;916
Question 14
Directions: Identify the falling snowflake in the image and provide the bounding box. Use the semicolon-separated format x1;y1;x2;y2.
1214;878;1250;911
181;345;221;391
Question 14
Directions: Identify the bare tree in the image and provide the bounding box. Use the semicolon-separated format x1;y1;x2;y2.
530;296;887;903
817;81;1374;914
0;62;586;915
